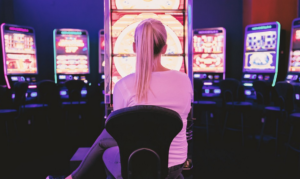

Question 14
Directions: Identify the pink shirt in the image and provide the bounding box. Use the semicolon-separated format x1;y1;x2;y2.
113;70;193;167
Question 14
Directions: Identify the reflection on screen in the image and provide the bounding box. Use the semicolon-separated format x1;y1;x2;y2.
55;34;89;74
193;33;224;72
289;28;300;72
112;0;183;9
111;12;185;92
3;32;37;74
244;31;277;72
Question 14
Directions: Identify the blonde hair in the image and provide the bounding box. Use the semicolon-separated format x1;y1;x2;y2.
134;18;167;103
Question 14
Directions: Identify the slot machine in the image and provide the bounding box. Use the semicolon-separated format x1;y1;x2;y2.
286;18;300;101
53;28;90;99
193;28;226;98
242;22;281;99
98;29;105;103
1;23;38;101
103;0;193;116
103;0;193;169
98;29;105;85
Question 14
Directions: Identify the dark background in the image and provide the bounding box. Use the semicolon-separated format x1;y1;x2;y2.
0;0;242;85
0;0;299;91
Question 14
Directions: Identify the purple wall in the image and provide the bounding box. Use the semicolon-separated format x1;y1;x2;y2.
193;0;244;79
13;0;104;86
3;0;244;95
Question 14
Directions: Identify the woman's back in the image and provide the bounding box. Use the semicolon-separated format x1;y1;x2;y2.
113;70;193;167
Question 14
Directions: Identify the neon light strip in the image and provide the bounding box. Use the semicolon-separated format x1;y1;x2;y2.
28;85;37;89
9;27;29;32
243;83;253;87
1;23;11;89
61;31;82;35
197;30;219;34
272;22;281;87
251;25;272;30
53;30;57;83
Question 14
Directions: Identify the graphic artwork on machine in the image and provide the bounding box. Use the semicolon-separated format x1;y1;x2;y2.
55;34;89;74
111;12;185;90
193;33;224;72
244;31;277;72
4;32;37;74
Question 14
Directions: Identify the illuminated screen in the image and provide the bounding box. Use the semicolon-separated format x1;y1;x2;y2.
289;27;300;72
99;30;105;73
3;30;37;74
111;0;184;9
111;12;186;91
55;31;89;74
193;31;225;72
243;30;277;72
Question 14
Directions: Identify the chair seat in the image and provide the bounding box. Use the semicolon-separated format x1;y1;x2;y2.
21;104;48;109
62;101;87;105
265;106;281;111
290;113;300;119
225;101;252;110
290;113;300;124
194;100;217;111
265;106;286;117
194;100;216;105
103;146;121;179
0;109;17;114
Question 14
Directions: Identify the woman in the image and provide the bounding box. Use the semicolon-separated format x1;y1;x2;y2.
48;18;192;179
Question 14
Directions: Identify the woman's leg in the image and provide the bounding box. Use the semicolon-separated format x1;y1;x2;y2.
166;163;184;179
70;129;117;179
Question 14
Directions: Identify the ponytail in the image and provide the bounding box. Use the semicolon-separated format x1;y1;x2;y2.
134;19;167;103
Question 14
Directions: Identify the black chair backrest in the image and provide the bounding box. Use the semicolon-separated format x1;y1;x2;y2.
105;105;183;179
64;80;85;101
253;80;272;105
193;78;204;101
274;81;294;113
37;80;60;107
13;82;28;108
220;78;241;104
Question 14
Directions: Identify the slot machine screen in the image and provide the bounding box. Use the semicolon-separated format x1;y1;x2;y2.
111;12;186;91
54;30;89;74
289;27;300;72
99;30;105;73
193;29;225;72
1;24;37;74
243;24;279;73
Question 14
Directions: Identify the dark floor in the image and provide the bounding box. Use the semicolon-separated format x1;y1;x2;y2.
2;104;300;179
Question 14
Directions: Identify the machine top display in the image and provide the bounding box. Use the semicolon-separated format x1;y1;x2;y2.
54;28;89;75
1;23;38;75
111;0;185;10
243;22;281;73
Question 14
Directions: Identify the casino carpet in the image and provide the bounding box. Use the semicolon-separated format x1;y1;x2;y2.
2;108;300;179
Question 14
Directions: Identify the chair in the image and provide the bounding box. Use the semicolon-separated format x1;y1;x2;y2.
220;78;252;146
193;78;217;142
62;80;87;118
14;82;50;137
284;112;300;168
103;105;183;179
0;86;18;142
258;81;294;153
